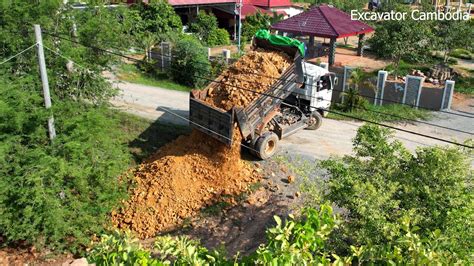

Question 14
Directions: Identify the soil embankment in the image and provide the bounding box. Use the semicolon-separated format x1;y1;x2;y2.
112;50;291;238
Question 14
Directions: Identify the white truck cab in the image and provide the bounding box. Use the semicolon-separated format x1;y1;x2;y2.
293;62;336;116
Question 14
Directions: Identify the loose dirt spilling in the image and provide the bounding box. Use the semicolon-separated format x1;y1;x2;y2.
206;50;291;110
112;50;291;238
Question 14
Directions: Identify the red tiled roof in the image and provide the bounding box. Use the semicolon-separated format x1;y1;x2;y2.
271;5;374;38
241;4;287;18
244;0;292;7
168;0;236;6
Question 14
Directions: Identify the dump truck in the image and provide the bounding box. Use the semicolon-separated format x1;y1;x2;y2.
189;31;337;159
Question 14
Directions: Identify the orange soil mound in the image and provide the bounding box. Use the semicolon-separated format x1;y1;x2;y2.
112;50;290;238
206;49;291;111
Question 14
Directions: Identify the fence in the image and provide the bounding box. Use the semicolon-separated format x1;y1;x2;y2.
331;65;456;111
150;42;237;71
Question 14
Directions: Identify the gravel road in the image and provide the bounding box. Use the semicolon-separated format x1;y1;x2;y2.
110;79;474;160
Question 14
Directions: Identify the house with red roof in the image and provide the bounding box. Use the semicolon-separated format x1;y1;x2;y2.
241;0;304;19
126;0;303;41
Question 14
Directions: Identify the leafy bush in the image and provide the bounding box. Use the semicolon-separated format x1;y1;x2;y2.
254;206;340;265
189;11;230;46
316;124;473;259
0;78;131;252
169;36;211;88
88;231;158;265
208;28;231;46
338;68;372;112
449;48;473;60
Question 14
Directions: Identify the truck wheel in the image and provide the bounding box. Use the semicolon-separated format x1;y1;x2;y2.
306;111;323;130
254;132;279;160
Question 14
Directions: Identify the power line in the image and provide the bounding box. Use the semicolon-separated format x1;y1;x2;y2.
41;34;473;149
0;43;38;65
44;44;447;150
151;50;474;119
41;30;471;120
182;71;474;149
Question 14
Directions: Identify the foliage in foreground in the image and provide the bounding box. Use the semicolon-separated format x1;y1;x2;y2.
89;203;469;265
306;124;473;260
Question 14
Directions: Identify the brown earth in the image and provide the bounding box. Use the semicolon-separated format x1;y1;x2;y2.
111;50;291;239
206;49;291;111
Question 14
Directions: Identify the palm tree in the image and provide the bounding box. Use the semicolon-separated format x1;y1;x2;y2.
341;68;375;112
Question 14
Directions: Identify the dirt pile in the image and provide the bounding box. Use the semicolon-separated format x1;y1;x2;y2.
112;50;290;238
206;49;291;111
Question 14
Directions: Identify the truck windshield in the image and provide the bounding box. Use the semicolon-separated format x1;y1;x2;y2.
318;75;331;91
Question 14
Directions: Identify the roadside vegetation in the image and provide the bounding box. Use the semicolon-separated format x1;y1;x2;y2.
331;68;431;123
328;103;431;122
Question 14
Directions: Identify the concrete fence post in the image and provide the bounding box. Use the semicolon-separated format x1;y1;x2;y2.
375;70;388;106
441;80;455;110
222;49;231;64
342;66;353;103
161;42;171;71
207;47;211;60
402;75;424;108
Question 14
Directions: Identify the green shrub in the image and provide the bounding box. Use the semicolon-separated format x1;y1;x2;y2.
207;28;231;46
317;124;473;259
87;231;158;265
169;36;211;88
449;48;473;60
189;11;230;46
0;78;131;252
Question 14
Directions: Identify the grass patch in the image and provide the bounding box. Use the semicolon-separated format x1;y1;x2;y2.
449;49;473;60
455;69;474;95
385;60;431;77
108;110;191;163
328;104;432;123
117;63;192;92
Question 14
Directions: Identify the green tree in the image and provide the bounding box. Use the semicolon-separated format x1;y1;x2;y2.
169;36;211;88
241;11;283;44
368;5;435;76
0;1;141;252
131;0;182;35
339;68;373;112
189;11;230;46
436;20;474;63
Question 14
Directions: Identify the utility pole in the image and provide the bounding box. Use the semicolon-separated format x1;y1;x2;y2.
237;0;242;54
34;24;57;141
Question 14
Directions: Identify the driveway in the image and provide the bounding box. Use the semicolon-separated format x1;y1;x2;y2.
110;80;474;160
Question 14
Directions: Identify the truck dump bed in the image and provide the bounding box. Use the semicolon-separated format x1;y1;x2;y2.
189;60;300;145
189;88;235;146
235;64;298;140
189;33;304;146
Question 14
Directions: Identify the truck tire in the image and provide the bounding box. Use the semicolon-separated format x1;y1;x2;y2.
254;132;279;160
306;111;323;130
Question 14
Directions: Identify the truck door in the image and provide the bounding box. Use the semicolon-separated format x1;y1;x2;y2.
313;74;333;112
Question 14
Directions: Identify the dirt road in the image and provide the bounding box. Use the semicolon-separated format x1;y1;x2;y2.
111;80;473;160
